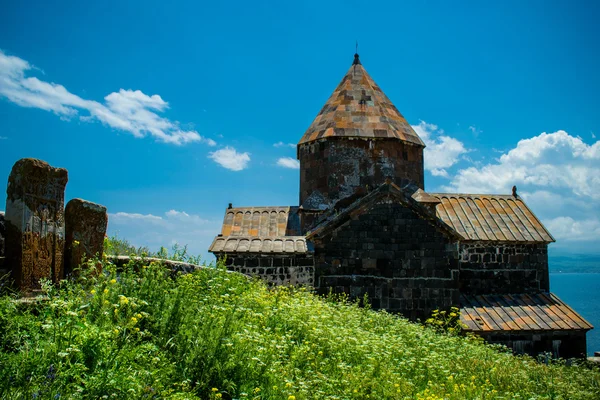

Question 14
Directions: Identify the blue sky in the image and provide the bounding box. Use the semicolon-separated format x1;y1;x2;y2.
1;1;599;263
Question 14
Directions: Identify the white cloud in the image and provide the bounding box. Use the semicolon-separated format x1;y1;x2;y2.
444;130;600;198
412;121;467;177
442;130;600;244
276;157;300;169
0;136;7;140
544;216;600;242
108;209;221;262
208;146;250;171
0;49;215;146
274;141;296;148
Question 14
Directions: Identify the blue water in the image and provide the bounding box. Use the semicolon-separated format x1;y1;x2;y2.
550;273;600;356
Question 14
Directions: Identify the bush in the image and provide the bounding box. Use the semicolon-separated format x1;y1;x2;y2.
0;258;598;399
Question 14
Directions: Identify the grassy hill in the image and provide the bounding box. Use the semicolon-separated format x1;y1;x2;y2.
0;258;599;399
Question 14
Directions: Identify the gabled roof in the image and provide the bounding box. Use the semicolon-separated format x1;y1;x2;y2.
430;194;554;243
307;182;462;241
210;206;308;255
298;54;425;147
219;206;301;237
209;236;310;254
460;293;592;332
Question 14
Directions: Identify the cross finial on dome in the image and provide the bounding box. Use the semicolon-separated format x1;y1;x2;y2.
353;41;361;65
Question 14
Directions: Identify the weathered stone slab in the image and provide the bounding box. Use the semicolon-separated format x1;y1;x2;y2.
5;158;68;292
0;211;5;257
65;198;108;275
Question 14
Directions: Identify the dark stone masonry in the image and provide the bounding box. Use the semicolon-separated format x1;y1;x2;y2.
210;53;592;358
458;242;550;295
312;200;458;320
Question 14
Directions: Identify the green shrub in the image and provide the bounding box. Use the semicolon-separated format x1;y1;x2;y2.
0;257;598;399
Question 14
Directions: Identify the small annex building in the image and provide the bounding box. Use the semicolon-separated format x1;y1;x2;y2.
209;53;592;358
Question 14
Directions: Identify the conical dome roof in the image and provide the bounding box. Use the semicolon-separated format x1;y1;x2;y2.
298;54;424;146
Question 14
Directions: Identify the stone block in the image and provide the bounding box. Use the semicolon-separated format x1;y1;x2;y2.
5;158;68;292
64;199;108;276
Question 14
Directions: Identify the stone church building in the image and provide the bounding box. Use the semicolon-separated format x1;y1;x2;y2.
209;54;592;358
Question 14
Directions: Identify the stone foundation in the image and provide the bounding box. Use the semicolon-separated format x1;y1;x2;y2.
476;330;587;359
222;255;315;286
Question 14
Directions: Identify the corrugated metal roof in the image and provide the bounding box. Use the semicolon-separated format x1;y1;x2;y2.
430;194;554;243
460;293;593;332
208;236;309;254
219;206;301;237
297;55;424;147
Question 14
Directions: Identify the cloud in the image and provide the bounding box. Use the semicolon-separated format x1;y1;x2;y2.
274;141;296;148
442;130;600;244
444;130;600;198
0;49;215;146
468;125;482;137
544;216;600;242
276;157;300;169
208;146;250;171
412;121;467;177
108;209;221;261
0;136;7;140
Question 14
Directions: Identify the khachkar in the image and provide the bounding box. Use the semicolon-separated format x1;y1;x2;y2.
65;198;108;276
5;158;68;292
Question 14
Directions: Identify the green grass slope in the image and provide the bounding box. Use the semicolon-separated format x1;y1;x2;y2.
0;259;598;400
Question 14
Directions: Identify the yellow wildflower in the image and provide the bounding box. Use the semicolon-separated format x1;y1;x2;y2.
215;394;222;399
110;279;117;284
285;382;292;388
135;327;140;332
253;388;261;394
73;240;80;246
131;317;138;324
104;288;109;294
288;396;295;400
90;289;96;295
211;388;218;392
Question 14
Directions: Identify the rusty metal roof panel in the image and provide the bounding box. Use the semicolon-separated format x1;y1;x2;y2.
429;194;554;243
298;56;425;147
460;293;593;332
219;206;301;237
208;236;310;254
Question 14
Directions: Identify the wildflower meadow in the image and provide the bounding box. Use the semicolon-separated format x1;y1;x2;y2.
0;255;599;399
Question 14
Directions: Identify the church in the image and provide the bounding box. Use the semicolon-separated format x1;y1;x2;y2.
209;53;592;358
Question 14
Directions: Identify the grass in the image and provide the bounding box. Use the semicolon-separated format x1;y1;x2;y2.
0;257;599;399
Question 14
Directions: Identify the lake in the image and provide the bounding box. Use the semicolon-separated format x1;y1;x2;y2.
550;273;600;356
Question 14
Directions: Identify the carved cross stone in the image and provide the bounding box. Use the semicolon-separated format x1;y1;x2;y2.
5;158;68;292
65;198;108;276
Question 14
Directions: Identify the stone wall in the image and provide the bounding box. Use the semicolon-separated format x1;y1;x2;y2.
222;254;315;286
477;330;587;359
458;242;549;295
298;138;424;208
312;200;459;320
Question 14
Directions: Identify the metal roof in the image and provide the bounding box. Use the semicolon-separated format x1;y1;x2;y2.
460;293;592;332
430;194;554;243
297;54;424;147
209;236;309;254
219;206;301;237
